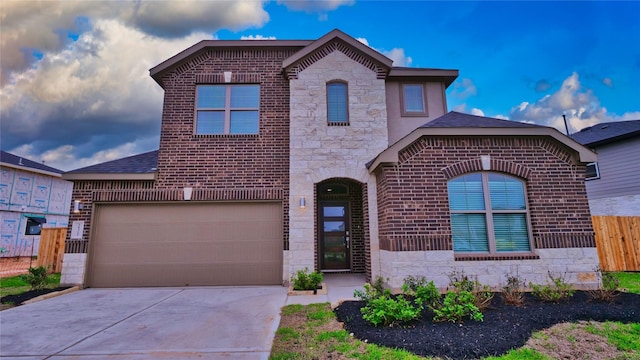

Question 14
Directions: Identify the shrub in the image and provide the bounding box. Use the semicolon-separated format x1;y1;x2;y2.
588;267;620;303
447;270;494;311
530;272;575;302
502;274;526;306
353;276;385;303
21;266;48;290
432;290;483;323
402;276;440;309
360;290;423;327
291;268;323;291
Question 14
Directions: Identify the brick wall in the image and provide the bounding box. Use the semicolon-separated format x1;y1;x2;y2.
153;47;296;249
373;135;599;289
376;136;595;252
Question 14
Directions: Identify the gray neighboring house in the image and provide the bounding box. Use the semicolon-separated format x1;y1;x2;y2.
0;151;73;257
572;120;640;216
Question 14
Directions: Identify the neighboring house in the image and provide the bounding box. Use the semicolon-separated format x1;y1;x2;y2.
571;120;640;216
61;29;600;289
0;151;73;257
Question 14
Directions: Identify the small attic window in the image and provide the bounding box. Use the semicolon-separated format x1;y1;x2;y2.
25;216;46;236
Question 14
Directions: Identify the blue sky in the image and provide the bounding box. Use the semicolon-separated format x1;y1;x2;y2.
1;0;638;171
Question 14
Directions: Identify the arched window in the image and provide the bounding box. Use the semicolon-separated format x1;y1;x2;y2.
326;81;348;124
447;173;532;253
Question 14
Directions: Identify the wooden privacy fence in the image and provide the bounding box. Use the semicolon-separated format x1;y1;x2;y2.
37;227;67;273
592;216;640;271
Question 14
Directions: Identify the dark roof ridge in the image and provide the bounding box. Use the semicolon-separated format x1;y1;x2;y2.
65;150;158;174
0;150;64;175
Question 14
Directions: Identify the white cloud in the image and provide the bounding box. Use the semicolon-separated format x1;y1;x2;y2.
602;77;613;87
241;35;277;40
450;78;477;100
0;0;268;84
277;0;354;12
470;108;485;116
355;37;412;67
509;72;637;133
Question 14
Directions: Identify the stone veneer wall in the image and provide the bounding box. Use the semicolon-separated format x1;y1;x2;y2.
288;50;389;277
375;135;600;289
589;194;640;216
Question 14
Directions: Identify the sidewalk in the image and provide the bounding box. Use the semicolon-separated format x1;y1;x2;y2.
285;273;366;307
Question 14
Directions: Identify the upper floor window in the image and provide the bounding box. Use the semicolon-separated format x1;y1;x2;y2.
326;81;348;124
196;85;259;134
25;216;46;235
447;173;532;254
585;162;600;180
401;84;427;116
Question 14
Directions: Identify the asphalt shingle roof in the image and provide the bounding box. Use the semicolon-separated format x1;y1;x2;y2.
65;150;158;174
420;111;541;129
0;150;64;174
570;120;640;147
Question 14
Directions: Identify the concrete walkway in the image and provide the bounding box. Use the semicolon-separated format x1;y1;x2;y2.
0;275;365;360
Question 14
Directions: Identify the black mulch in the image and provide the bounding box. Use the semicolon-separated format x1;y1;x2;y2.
1;287;71;306
334;291;640;360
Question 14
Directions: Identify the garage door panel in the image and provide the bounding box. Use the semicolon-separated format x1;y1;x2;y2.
88;202;283;287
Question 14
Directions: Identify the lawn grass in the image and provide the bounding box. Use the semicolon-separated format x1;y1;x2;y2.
0;273;61;298
613;272;640;294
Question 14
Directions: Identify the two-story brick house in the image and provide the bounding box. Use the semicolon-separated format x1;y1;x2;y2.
61;29;600;290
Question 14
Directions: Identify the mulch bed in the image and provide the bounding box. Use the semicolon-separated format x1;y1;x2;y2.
1;287;71;306
334;291;640;360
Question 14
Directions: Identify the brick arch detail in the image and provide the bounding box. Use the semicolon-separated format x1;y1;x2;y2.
441;158;532;180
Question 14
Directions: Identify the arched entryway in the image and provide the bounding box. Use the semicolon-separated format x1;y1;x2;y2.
315;178;367;273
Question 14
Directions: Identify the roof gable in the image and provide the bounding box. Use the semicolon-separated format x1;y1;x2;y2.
367;112;596;171
0;150;63;176
282;29;393;80
571;119;640;147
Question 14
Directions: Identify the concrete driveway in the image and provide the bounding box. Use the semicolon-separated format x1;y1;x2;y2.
0;287;288;359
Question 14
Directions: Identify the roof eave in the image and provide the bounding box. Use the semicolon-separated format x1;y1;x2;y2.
367;127;597;173
62;172;157;181
0;162;63;178
387;68;459;88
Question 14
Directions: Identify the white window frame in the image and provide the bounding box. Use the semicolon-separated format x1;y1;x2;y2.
195;84;259;135
585;162;600;180
448;172;534;254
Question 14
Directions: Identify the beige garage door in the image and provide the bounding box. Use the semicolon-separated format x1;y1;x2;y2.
87;202;282;287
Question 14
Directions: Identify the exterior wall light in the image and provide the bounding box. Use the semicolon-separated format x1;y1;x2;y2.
183;187;193;201
73;200;83;213
299;196;306;208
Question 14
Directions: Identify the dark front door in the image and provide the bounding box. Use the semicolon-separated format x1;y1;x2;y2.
319;201;350;270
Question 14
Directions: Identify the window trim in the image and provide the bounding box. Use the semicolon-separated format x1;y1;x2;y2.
400;83;428;117
195;84;260;135
585;162;600;180
448;172;535;255
326;80;349;125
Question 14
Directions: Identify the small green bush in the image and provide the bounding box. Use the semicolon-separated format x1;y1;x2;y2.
502;274;526;306
448;270;494;311
588;267;620;302
530;272;575;302
360;290;423;327
353;276;386;303
21;266;48;290
291;268;323;291
402;276;440;309
432;290;483;323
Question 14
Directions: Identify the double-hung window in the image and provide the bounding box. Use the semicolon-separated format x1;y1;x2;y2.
401;83;427;116
326;81;348;124
196;84;259;134
447;173;531;254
